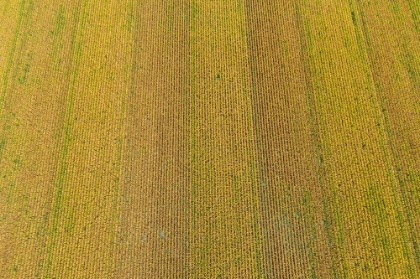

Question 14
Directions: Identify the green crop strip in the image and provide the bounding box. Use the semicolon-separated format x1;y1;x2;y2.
124;0;134;32
9;0;34;88
407;0;420;34
1;0;10;16
4;0;34;88
50;5;66;70
1;0;27;121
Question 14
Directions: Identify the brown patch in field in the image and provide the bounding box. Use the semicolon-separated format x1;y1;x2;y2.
116;1;190;278
245;1;333;278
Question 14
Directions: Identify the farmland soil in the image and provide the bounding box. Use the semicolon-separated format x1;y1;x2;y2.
1;1;419;278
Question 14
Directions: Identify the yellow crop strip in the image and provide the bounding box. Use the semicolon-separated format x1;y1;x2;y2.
406;0;420;33
0;1;35;276
299;0;415;277
189;0;263;277
352;0;420;274
0;1;86;277
42;1;132;278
